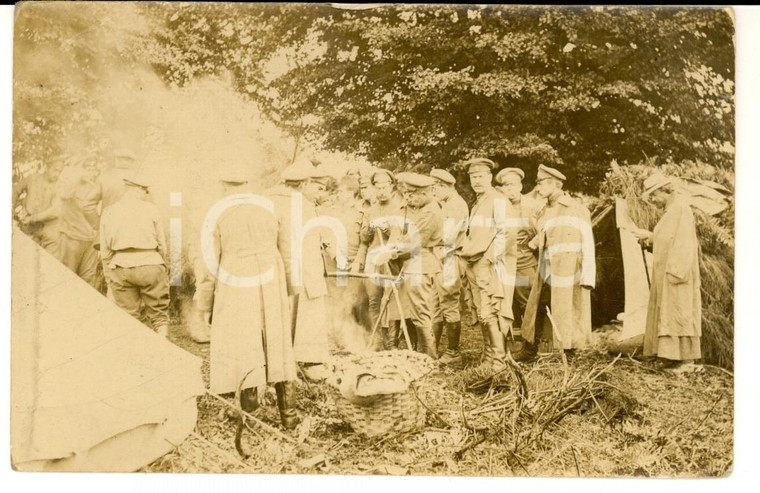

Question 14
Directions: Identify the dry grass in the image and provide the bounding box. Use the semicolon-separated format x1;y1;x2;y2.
141;321;733;477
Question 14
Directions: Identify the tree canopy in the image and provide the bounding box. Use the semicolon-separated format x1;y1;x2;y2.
15;4;734;194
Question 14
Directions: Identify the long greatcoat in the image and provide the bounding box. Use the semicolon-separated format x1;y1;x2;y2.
268;185;330;364
521;193;596;350
195;194;297;394
643;194;701;360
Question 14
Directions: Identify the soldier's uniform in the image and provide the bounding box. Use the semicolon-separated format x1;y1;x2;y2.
495;168;545;332
195;169;299;427
429;168;469;365
520;165;596;357
54;160;102;289
459;158;518;372
99;177;170;336
268;165;331;383
13;156;65;254
317;178;370;349
355;169;405;334
383;173;444;359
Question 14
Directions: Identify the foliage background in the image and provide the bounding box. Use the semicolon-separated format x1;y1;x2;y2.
13;3;735;366
15;3;734;190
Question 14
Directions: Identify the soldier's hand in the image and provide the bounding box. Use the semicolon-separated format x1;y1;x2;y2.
349;260;363;274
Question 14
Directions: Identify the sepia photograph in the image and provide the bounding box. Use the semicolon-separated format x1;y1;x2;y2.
10;2;736;478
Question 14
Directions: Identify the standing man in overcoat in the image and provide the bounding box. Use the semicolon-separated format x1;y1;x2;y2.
517;165;596;361
195;167;299;428
268;164;331;383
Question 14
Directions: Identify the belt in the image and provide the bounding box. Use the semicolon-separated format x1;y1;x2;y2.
114;247;158;253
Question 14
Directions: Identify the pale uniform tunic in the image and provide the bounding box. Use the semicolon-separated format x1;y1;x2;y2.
460;187;518;326
643;194;702;360
195;194;297;394
521;193;596;350
433;191;469;324
268;185;330;364
53;167;102;288
99;196;170;329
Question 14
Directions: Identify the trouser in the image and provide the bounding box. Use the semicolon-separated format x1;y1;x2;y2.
365;278;384;329
512;264;537;336
464;257;500;324
404;273;438;359
465;257;507;367
434;256;465;324
106;264;170;330
55;234;100;289
527;282;554;348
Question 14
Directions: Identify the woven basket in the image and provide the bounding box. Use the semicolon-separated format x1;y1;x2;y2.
327;350;433;436
329;382;426;437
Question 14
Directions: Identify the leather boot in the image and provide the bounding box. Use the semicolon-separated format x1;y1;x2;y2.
416;322;438;360
385;321;401;350
513;340;538;362
275;381;300;430
432;321;444;357
240;387;259;413
478;321;493;368
486;319;507;372
399;320;417;351
371;327;386;352
439;321;462;366
407;319;418;350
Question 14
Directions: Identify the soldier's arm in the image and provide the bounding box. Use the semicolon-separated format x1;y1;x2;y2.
98;211;114;264
28;195;61;224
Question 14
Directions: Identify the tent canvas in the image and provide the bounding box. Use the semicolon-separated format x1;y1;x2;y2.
591;198;652;342
11;227;204;472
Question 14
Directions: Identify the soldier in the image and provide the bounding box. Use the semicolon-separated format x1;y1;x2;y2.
99;175;170;337
495;167;545;349
429;168;469;366
374;173;444;359
459;158;517;372
356;169;405;335
517;165;596;361
13;154;66;254
269;164;331;383
195;168;299;428
53;155;102;288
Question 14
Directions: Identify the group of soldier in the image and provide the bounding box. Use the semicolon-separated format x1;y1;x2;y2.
13;149;702;431
316;158;597;373
14;150;172;338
